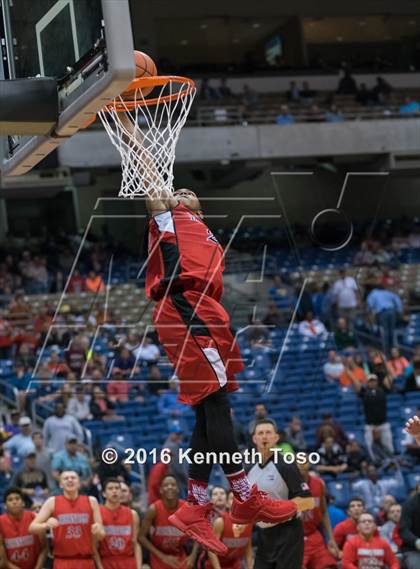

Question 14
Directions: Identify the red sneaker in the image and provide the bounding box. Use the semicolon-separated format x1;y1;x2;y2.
168;501;228;555
230;484;297;525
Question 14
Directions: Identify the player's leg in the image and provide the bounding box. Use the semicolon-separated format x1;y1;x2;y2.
188;402;213;504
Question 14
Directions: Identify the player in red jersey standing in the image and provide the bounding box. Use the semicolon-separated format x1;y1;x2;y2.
206;510;253;569
334;498;365;552
297;458;339;569
138;184;298;553
96;478;142;569
140;475;197;569
0;487;47;569
29;470;105;569
342;513;399;568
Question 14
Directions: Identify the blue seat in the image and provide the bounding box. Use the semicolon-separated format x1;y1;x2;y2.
327;480;350;509
405;473;420;491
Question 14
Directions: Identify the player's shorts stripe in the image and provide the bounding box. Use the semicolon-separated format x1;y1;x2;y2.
154;210;175;234
160;241;181;283
170;293;210;337
203;347;227;387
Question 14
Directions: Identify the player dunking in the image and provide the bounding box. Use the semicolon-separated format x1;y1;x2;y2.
96;478;142;569
29;470;105;569
119;110;299;554
0;487;47;569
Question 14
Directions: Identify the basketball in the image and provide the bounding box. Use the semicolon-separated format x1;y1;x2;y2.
122;50;157;99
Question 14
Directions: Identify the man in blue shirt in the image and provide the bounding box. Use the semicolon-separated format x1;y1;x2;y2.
4;416;35;458
367;285;403;356
51;435;92;493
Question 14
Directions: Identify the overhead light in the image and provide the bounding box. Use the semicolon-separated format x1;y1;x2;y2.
232;38;240;44
359;20;367;26
200;23;208;29
336;36;344;42
252;23;261;29
180;39;189;46
409;20;417;25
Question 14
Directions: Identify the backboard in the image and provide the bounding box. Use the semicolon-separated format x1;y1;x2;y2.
0;0;135;176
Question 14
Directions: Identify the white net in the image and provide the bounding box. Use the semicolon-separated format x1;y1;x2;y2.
98;78;196;199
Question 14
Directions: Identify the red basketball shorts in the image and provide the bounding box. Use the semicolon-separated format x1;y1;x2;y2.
153;290;244;405
303;531;337;569
102;557;137;569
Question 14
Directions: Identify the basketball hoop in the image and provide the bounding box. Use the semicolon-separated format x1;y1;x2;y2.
98;75;196;199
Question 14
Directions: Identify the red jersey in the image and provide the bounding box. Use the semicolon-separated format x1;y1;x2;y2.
150;499;188;569
210;512;252;569
146;204;224;302
301;474;325;536
52;495;93;559
99;505;136;569
334;518;358;549
0;511;40;569
342;534;399;569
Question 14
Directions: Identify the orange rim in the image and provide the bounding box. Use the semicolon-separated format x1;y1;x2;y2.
101;75;196;112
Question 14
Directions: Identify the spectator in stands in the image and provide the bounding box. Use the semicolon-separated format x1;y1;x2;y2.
334;498;365;550
352;465;402;516
327;495;347;529
366;349;391;388
275;105;295;125
90;385;122;421
67;385;92;421
370;426;398;470
47;350;70;378
0;309;13;358
106;370;130;403
350;372;394;460
316;435;348;477
366;284;403;356
377;495;397;525
158;379;188;423
307;103;325;122
354;242;376;267
4;416;35;458
285;416;307;452
299;311;327;338
399;483;420;569
147;364;168;396
15;342;36;371
387;347;410;380
323;350;345;382
4;410;21;436
287;80;300;103
43;401;84;453
337;70;357;95
32;431;53;489
217;78;233;99
64;334;86;375
316;413;348;448
372;76;393;104
380;503;402;554
345;439;369;475
325;104;345;123
200;78;218;101
11;449;49;505
248;403;268;435
399;95;420;115
356;83;373;106
339;355;368;389
334;317;358;351
133;335;161;364
262;301;286;327
332;269;360;323
8;293;31;325
10;363;32;413
342;512;399;569
25;256;49;294
51;435;92;491
269;275;293;305
113;347;137;377
85;270;105;293
301;81;316;104
67;269;86;293
241;84;259;109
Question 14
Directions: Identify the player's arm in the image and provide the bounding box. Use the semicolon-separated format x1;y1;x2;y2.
34;534;48;569
139;505;180;568
186;542;200;569
132;510;143;569
320;493;341;559
341;540;359;569
29;497;58;534
92;543;104;569
207;517;224;569
89;496;106;541
244;538;254;569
